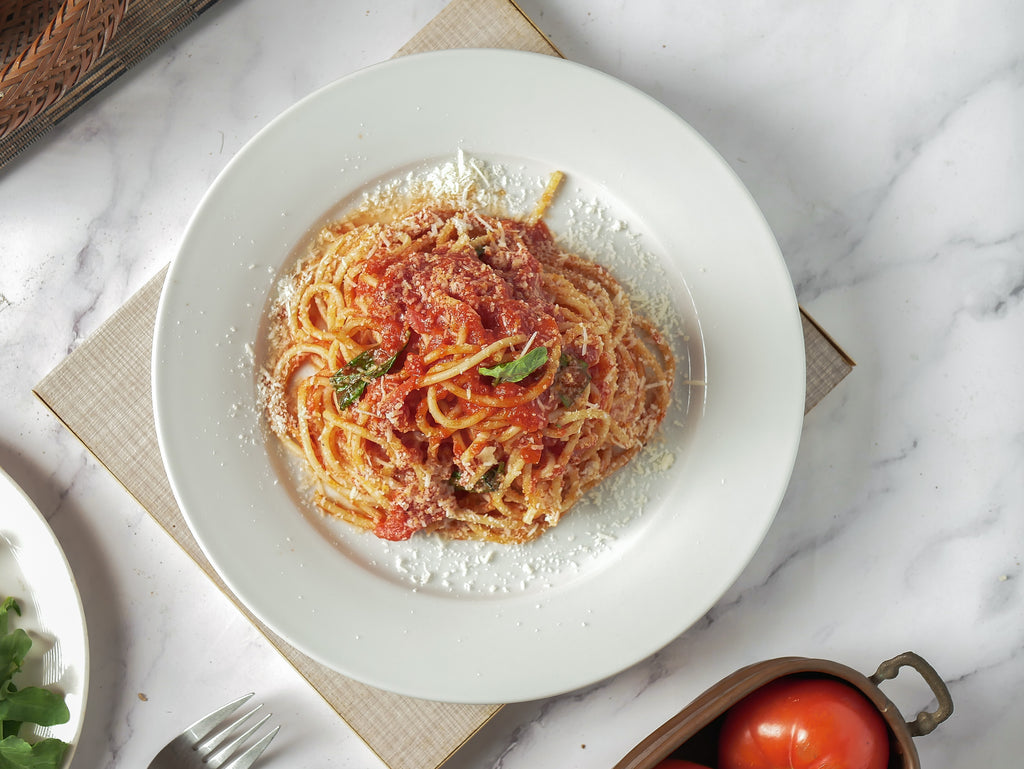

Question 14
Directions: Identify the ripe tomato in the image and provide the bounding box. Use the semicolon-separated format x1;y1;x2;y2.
718;677;889;769
655;761;713;769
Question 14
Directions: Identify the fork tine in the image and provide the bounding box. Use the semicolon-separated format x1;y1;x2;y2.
183;693;254;743
219;724;280;769
206;713;272;768
197;705;264;758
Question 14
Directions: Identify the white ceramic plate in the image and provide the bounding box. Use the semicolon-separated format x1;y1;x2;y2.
153;49;804;703
0;467;88;764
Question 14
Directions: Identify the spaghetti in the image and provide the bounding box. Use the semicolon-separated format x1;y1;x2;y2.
261;184;675;544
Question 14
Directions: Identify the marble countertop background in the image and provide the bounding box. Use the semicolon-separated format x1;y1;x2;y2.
1;1;1021;767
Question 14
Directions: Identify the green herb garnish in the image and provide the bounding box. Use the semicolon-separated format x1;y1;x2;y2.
0;597;71;769
450;463;506;493
330;346;402;408
479;346;548;384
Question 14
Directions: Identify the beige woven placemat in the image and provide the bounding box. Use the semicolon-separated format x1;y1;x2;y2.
33;2;853;768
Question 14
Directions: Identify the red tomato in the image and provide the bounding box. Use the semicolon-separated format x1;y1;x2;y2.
655;761;713;769
718;677;889;769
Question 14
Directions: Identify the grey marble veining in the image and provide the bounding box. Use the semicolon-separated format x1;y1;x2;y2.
1;1;1021;767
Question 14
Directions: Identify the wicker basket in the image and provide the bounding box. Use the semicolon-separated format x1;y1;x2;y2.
0;0;128;138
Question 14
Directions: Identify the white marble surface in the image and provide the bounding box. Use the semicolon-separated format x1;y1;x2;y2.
1;0;1021;766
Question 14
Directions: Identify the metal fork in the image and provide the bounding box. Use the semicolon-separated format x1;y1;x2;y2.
147;693;280;769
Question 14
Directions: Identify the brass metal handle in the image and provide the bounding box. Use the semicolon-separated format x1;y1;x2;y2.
870;651;954;737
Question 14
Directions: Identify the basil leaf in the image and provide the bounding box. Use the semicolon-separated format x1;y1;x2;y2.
0;598;71;767
0;735;70;769
330;346;402;408
0;629;30;683
0;688;69;727
0;599;19;638
479;346;548;384
341;348;378;374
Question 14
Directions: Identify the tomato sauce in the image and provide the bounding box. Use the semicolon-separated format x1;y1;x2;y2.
373;509;414;541
356;230;556;352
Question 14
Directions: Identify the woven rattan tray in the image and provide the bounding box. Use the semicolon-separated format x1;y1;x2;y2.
1;0;128;138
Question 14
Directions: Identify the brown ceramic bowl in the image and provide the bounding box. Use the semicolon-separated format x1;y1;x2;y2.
614;652;953;769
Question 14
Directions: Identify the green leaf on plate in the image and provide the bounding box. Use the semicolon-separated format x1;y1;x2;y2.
0;735;70;769
330;346;402;408
0;598;71;769
479;346;548;384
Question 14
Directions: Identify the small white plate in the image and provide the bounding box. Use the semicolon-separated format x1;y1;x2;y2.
0;467;88;764
154;49;805;703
